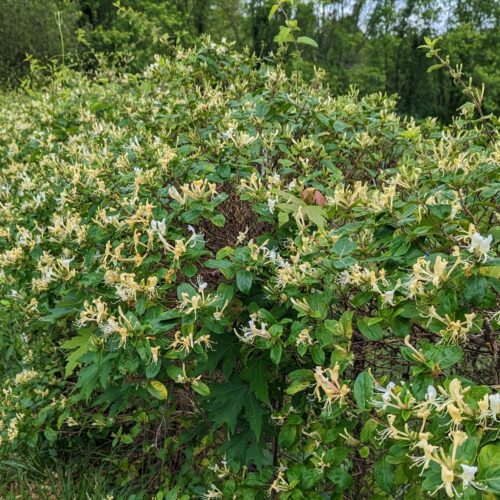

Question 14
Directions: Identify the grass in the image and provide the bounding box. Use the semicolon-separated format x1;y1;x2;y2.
0;448;154;499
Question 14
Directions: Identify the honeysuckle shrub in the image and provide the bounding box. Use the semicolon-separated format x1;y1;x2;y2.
0;40;499;498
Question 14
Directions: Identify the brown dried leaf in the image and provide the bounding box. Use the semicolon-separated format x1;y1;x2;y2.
301;187;315;204
312;190;327;207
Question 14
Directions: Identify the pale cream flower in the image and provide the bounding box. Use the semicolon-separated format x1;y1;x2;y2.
150;346;160;364
313;364;350;412
468;232;493;262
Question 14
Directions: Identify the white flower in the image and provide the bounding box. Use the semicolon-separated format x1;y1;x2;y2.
267;197;277;214
468;232;493;261
373;381;396;409
14;369;38;385
381;289;395;305
460;464;477;488
382;382;396;403
196;276;208;292
411;435;438;472
202;484;223;499
100;319;118;335
60;257;74;269
426;385;437;404
380;279;401;306
235;317;271;344
43;268;54;281
187;225;203;247
489;393;500;421
150;218;167;236
222;128;234;140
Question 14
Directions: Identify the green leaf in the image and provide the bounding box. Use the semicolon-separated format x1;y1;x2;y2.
426;345;463;369
241;357;271;404
220;429;266;470
202;336;240;377
310;345;325;365
479;265;500;279
270;343;282;365
307;291;331;320
302;468;322;488
44;427;58;443
478;444;500;494
339;311;353;338
353;371;373;410
177;282;197;301
236;270;253;294
422;465;442;491
204;259;233;271
286;379;311;395
147;380;168;400
145;361;161;379
333;256;357;269
210;213;226;227
357;316;384;340
390;236;411;256
244;393;266;440
288;369;314;381
359;446;370;458
278;426;297;449
327;468;353;491
333;237;357;256
457;436;478;463
136;295;146;315
427;63;443;73
297;36;318;48
166;364;184;382
60;329;93;378
480;465;500;494
274;26;292;46
351;291;373;307
278;211;289;227
192;380;210;397
302;205;326;229
464;276;487;305
439;288;457;315
41;305;77;322
182;263;198;278
75;363;99;400
209;379;248;434
374;458;395;492
478;444;500;470
360;418;379;443
268;3;279;20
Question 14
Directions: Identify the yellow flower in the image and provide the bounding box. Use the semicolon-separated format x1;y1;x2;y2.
150;346;160;364
170;330;194;353
440;464;456;498
313;364;350;412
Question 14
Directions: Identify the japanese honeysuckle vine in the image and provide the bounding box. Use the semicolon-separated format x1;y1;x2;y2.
0;39;499;498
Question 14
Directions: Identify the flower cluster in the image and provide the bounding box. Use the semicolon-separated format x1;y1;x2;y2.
374;379;499;497
0;40;498;498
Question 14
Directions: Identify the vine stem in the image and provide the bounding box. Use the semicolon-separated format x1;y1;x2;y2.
433;52;493;141
55;11;65;66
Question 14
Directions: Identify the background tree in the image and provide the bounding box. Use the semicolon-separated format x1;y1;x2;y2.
0;0;79;85
0;0;498;119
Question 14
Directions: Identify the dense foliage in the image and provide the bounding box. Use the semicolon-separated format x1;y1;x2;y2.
0;0;80;85
0;41;499;497
1;0;499;120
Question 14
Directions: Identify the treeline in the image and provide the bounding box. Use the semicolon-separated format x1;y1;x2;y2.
1;0;498;120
